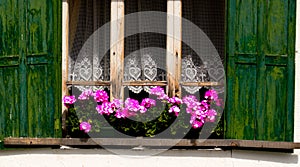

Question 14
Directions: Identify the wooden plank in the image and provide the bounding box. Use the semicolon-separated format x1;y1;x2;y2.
253;0;266;141
53;0;63;138
166;0;182;97
180;82;222;87
25;0;60;138
286;0;296;142
0;56;20;66
110;0;124;100
166;0;175;97
0;68;20;139
264;0;289;55
4;138;300;149
265;56;288;66
293;0;300;143
235;0;258;53
236;54;257;64
174;0;182;98
226;0;258;140
26;55;50;65
61;81;226;87
230;64;256;139
255;0;294;141
264;66;287;141
19;0;28;138
27;65;52;137
27;0;49;54
255;0;269;141
122;81;167;86
0;0;20;56
61;0;69;136
0;69;6;145
4;138;62;146
225;0;237;140
66;81;111;86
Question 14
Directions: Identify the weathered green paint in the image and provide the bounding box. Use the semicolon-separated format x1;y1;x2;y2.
0;0;61;144
0;68;20;138
286;0;296;142
226;0;295;141
53;0;62;137
261;66;287;140
235;0;257;53
265;0;288;54
0;0;19;56
230;64;256;139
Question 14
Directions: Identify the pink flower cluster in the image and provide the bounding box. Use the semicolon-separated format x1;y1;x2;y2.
150;86;182;116
93;90;109;103
62;95;76;108
95;97;156;118
205;89;222;106
62;86;221;133
96;102;114;115
150;86;169;100
80;121;91;133
78;89;93;100
150;86;220;128
182;91;220;129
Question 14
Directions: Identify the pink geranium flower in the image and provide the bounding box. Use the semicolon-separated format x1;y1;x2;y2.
200;100;209;109
150;86;169;100
139;106;147;113
112;99;123;109
115;108;136;118
125;98;140;112
204;89;218;101
78;89;93;100
206;109;217;122
191;120;203;129
150;86;164;96
168;97;183;105
168;106;180;116
80;122;91;133
114;108;127;118
96;102;114;115
141;98;156;109
182;93;220;128
182;95;198;108
93;90;109;103
62;95;76;108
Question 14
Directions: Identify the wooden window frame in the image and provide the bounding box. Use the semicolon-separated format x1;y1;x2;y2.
58;0;298;150
4;0;300;150
62;0;220;101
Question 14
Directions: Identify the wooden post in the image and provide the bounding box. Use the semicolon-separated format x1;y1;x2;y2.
294;0;300;144
167;0;182;97
110;0;125;100
62;0;69;134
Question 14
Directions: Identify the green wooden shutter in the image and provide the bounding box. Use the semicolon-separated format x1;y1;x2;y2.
226;0;295;141
0;0;61;147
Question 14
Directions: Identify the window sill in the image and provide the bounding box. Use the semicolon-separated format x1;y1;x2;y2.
3;137;300;150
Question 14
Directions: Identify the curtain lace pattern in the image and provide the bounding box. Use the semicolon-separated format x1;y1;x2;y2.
68;0;225;94
124;53;158;94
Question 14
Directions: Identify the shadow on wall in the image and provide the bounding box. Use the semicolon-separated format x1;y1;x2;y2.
231;150;299;164
0;148;298;164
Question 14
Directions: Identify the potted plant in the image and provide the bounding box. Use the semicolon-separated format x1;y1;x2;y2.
63;86;223;139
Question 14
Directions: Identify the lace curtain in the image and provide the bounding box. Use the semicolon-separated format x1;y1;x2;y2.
68;0;225;94
123;0;167;94
69;0;110;92
181;0;225;93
